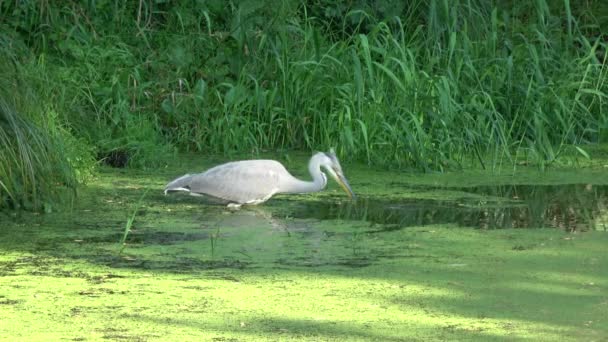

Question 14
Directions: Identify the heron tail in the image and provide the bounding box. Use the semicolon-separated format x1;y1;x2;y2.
164;174;193;195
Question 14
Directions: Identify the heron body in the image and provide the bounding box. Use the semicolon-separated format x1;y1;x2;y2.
164;150;355;207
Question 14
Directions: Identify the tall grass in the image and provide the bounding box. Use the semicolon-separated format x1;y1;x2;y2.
0;37;91;211
1;0;607;174
152;0;607;170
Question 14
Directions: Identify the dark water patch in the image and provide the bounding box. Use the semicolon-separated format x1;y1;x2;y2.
78;288;127;297
90;254;251;272
29;268;91;278
512;244;536;251
0;297;21;305
275;256;374;268
83;231;209;245
88;273;127;284
281;184;608;231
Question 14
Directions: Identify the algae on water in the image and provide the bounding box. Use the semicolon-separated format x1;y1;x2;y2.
1;158;607;341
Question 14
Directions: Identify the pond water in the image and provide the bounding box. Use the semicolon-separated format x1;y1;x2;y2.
1;166;607;341
2;175;607;271
281;184;608;231
72;182;602;271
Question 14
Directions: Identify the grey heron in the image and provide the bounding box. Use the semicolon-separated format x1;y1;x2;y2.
164;150;355;208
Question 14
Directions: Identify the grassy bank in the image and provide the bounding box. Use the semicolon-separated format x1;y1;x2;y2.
1;1;607;172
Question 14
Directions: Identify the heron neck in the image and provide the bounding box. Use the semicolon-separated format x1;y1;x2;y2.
284;153;327;194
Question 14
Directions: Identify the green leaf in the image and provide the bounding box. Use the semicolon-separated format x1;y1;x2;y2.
161;99;174;114
574;146;590;160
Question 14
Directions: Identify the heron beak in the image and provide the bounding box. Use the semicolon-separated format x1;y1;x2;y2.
336;173;356;200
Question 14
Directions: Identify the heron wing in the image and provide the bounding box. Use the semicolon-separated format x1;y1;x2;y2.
188;160;285;204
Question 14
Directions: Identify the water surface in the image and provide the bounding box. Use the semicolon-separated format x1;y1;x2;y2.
279;184;608;231
1;166;607;341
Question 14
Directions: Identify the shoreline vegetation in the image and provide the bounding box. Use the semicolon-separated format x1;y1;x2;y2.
1;1;607;211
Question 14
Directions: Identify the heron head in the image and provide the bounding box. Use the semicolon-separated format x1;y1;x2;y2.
320;148;356;199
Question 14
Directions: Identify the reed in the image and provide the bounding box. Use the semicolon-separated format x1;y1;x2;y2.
0;38;85;211
0;0;606;194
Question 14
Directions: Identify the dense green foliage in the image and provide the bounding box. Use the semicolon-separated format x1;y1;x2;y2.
0;38;92;211
1;0;607;210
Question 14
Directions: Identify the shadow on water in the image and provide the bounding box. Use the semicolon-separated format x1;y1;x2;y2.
281;184;608;231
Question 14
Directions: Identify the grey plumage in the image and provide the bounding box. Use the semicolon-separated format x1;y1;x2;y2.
164;150;355;207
